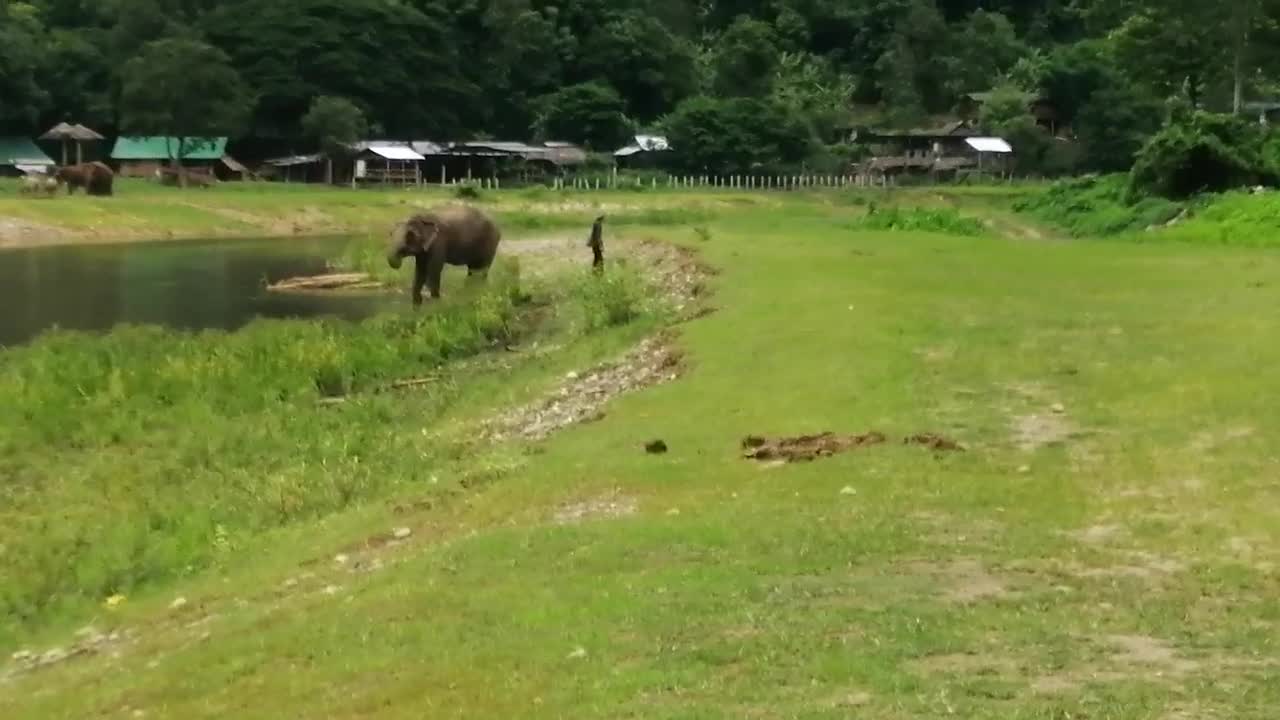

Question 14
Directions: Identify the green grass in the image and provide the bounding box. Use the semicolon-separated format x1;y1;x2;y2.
0;179;743;246
0;256;661;646
1014;175;1185;237
3;188;1280;719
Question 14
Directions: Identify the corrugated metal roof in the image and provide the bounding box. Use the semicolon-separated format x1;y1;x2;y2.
966;137;1013;153
411;140;445;155
0;137;55;166
365;145;425;161
615;134;670;156
264;153;325;167
112;137;227;160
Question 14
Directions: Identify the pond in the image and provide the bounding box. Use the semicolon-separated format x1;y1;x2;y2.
0;236;396;347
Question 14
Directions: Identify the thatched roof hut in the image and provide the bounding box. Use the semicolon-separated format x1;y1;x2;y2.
40;122;105;165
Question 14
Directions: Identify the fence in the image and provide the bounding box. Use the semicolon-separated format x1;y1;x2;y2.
434;173;912;192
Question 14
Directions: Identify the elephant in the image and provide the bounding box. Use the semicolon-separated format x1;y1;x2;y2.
386;205;503;305
55;161;114;196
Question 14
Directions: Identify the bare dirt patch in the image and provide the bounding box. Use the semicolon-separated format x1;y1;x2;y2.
903;433;965;452
2;626;133;685
553;494;639;525
909;651;1019;675
1012;412;1074;451
741;432;887;462
484;334;684;442
0;216;68;248
1105;634;1200;675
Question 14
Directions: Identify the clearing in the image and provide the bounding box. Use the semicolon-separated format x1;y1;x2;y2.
1;186;1278;719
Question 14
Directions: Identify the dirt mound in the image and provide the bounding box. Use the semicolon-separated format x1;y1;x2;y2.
741;431;967;463
741;432;887;462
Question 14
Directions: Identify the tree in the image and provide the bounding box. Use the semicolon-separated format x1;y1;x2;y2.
119;38;251;184
533;82;632;150
1129;110;1275;198
663;95;812;174
941;10;1027;99
202;0;473;137
301;96;367;184
712;16;781;97
579;11;698;121
771;53;856;142
980;85;1050;174
0;3;50;133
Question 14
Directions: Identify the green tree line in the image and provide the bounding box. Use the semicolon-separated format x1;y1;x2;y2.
3;0;1280;176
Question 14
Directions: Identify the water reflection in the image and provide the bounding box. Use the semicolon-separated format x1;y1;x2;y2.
0;236;393;346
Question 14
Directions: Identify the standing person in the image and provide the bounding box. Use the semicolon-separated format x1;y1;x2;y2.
587;214;605;271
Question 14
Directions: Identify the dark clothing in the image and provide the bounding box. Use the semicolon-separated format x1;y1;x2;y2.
587;219;604;270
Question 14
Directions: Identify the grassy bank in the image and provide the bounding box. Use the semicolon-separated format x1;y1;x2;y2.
3;190;1280;719
0;254;660;645
0;179;740;247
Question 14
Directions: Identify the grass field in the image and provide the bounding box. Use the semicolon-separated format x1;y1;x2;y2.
2;186;1278;719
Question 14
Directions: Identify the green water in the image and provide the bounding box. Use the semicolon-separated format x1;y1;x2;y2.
0;236;396;346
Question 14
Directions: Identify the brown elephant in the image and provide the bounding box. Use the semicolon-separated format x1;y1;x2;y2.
55;162;114;196
386;205;502;305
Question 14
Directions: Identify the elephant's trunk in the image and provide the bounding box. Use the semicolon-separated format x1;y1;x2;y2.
387;225;407;269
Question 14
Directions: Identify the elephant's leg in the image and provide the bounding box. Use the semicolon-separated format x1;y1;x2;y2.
425;254;446;299
411;256;429;306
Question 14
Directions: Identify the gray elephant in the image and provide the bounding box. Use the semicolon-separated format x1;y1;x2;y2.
386;205;503;305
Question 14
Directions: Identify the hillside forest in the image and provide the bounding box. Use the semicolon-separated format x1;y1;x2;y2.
4;0;1280;188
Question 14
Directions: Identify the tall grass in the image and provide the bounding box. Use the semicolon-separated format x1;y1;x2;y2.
0;254;633;644
851;204;986;236
1013;175;1184;236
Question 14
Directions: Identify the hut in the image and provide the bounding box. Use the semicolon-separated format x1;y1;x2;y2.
352;141;425;185
39;122;104;165
110;136;247;181
0;137;57;177
260;153;329;183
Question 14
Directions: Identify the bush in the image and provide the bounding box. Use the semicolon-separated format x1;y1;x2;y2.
1014;174;1183;236
1129;111;1277;199
565;265;651;332
854;205;986;236
454;181;482;200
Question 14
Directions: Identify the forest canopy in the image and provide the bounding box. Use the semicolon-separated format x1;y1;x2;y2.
4;0;1280;179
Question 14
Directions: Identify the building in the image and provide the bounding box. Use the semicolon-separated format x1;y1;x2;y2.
110;137;246;181
0;137;56;177
852;123;1013;183
1243;101;1280;125
351;141;426;185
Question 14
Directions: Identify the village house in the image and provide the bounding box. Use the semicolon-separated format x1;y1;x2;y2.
110;137;247;181
0;137;56;177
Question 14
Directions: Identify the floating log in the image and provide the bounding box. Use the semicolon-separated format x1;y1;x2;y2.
267;273;382;292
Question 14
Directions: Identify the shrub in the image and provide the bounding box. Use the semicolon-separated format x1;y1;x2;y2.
1129;111;1277;199
854;205;986;236
454;181;482;200
565;265;651;332
1014;174;1183;236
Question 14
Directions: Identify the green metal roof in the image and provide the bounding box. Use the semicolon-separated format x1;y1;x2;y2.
111;136;228;160
0;137;55;166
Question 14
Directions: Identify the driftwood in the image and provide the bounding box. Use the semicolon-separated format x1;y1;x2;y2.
267;273;382;292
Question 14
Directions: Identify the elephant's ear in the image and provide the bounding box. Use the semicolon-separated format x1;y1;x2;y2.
409;216;441;253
